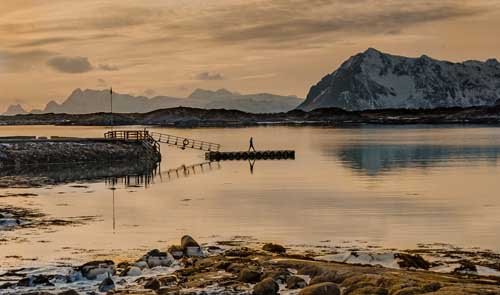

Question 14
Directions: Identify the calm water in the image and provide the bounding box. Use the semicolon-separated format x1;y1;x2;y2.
1;125;500;267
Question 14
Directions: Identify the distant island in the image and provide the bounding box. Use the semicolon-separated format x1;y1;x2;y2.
4;48;500;117
2;105;500;127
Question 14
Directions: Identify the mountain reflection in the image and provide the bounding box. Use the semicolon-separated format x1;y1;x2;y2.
331;144;500;175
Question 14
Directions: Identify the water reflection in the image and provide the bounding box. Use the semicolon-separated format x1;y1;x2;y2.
0;161;160;188
164;161;221;181
331;144;500;175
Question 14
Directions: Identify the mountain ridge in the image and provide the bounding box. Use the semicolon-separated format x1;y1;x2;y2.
3;88;303;115
298;48;500;111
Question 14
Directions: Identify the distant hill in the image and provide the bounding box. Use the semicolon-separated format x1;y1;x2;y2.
2;104;28;115
4;88;303;115
298;48;500;111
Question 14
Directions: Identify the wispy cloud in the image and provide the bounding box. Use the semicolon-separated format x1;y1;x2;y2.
98;64;119;71
13;37;79;48
0;49;55;72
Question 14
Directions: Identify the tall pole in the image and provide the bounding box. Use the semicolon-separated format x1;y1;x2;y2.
110;87;113;130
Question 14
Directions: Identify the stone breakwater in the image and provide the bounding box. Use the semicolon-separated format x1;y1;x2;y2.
0;139;161;167
1;236;500;295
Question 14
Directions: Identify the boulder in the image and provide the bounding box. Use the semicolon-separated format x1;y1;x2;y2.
422;282;441;292
262;243;286;254
297;265;326;277
395;253;430;270
181;235;204;257
453;260;477;274
239;269;262;283
126;266;142;276
309;270;339;285
98;277;115;293
79;260;115;280
141;249;175;268
134;261;148;269
286;275;308;289
253;278;279;295
168;245;184;259
57;290;79;295
144;278;161;290
181;235;200;249
17;275;53;287
299;282;341;295
262;269;291;284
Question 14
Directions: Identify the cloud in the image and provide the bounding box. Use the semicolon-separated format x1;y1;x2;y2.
13;37;78;48
161;0;489;48
195;71;225;81
47;56;93;73
98;64;119;71
0;49;55;72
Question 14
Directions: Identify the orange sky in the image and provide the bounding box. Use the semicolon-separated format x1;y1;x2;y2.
1;0;499;111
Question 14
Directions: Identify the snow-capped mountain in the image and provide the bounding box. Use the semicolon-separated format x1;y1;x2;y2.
298;48;500;111
4;88;302;115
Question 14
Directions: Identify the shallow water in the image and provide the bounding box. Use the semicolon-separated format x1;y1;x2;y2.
1;125;500;268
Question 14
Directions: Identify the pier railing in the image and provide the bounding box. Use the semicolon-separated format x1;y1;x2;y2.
104;129;221;153
150;132;221;152
104;130;161;160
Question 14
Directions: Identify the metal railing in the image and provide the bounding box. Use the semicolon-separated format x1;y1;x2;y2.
104;130;221;152
104;130;161;157
150;132;221;152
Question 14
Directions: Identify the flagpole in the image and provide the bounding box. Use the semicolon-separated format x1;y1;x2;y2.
110;87;113;131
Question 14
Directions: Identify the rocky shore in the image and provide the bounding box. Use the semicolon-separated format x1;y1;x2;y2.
1;236;499;295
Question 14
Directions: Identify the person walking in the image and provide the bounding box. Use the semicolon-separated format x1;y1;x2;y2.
248;137;256;152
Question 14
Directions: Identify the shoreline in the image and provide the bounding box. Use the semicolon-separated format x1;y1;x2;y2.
1;235;499;294
1;105;500;127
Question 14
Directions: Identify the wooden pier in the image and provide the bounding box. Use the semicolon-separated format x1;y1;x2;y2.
205;150;295;161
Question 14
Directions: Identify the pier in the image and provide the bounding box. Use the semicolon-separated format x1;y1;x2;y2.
1;129;294;168
205;150;295;161
0;130;162;167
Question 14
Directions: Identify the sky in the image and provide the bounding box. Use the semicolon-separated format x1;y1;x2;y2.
1;0;500;111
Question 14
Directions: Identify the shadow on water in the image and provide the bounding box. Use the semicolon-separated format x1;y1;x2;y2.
328;144;500;176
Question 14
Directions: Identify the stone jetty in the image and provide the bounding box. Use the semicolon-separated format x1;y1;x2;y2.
0;131;162;168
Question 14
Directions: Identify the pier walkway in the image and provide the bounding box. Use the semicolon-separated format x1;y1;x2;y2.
104;130;220;152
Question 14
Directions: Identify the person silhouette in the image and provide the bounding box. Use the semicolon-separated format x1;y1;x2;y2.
248;137;256;152
248;159;256;174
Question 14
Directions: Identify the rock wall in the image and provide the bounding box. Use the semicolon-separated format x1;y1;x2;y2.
0;140;161;167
